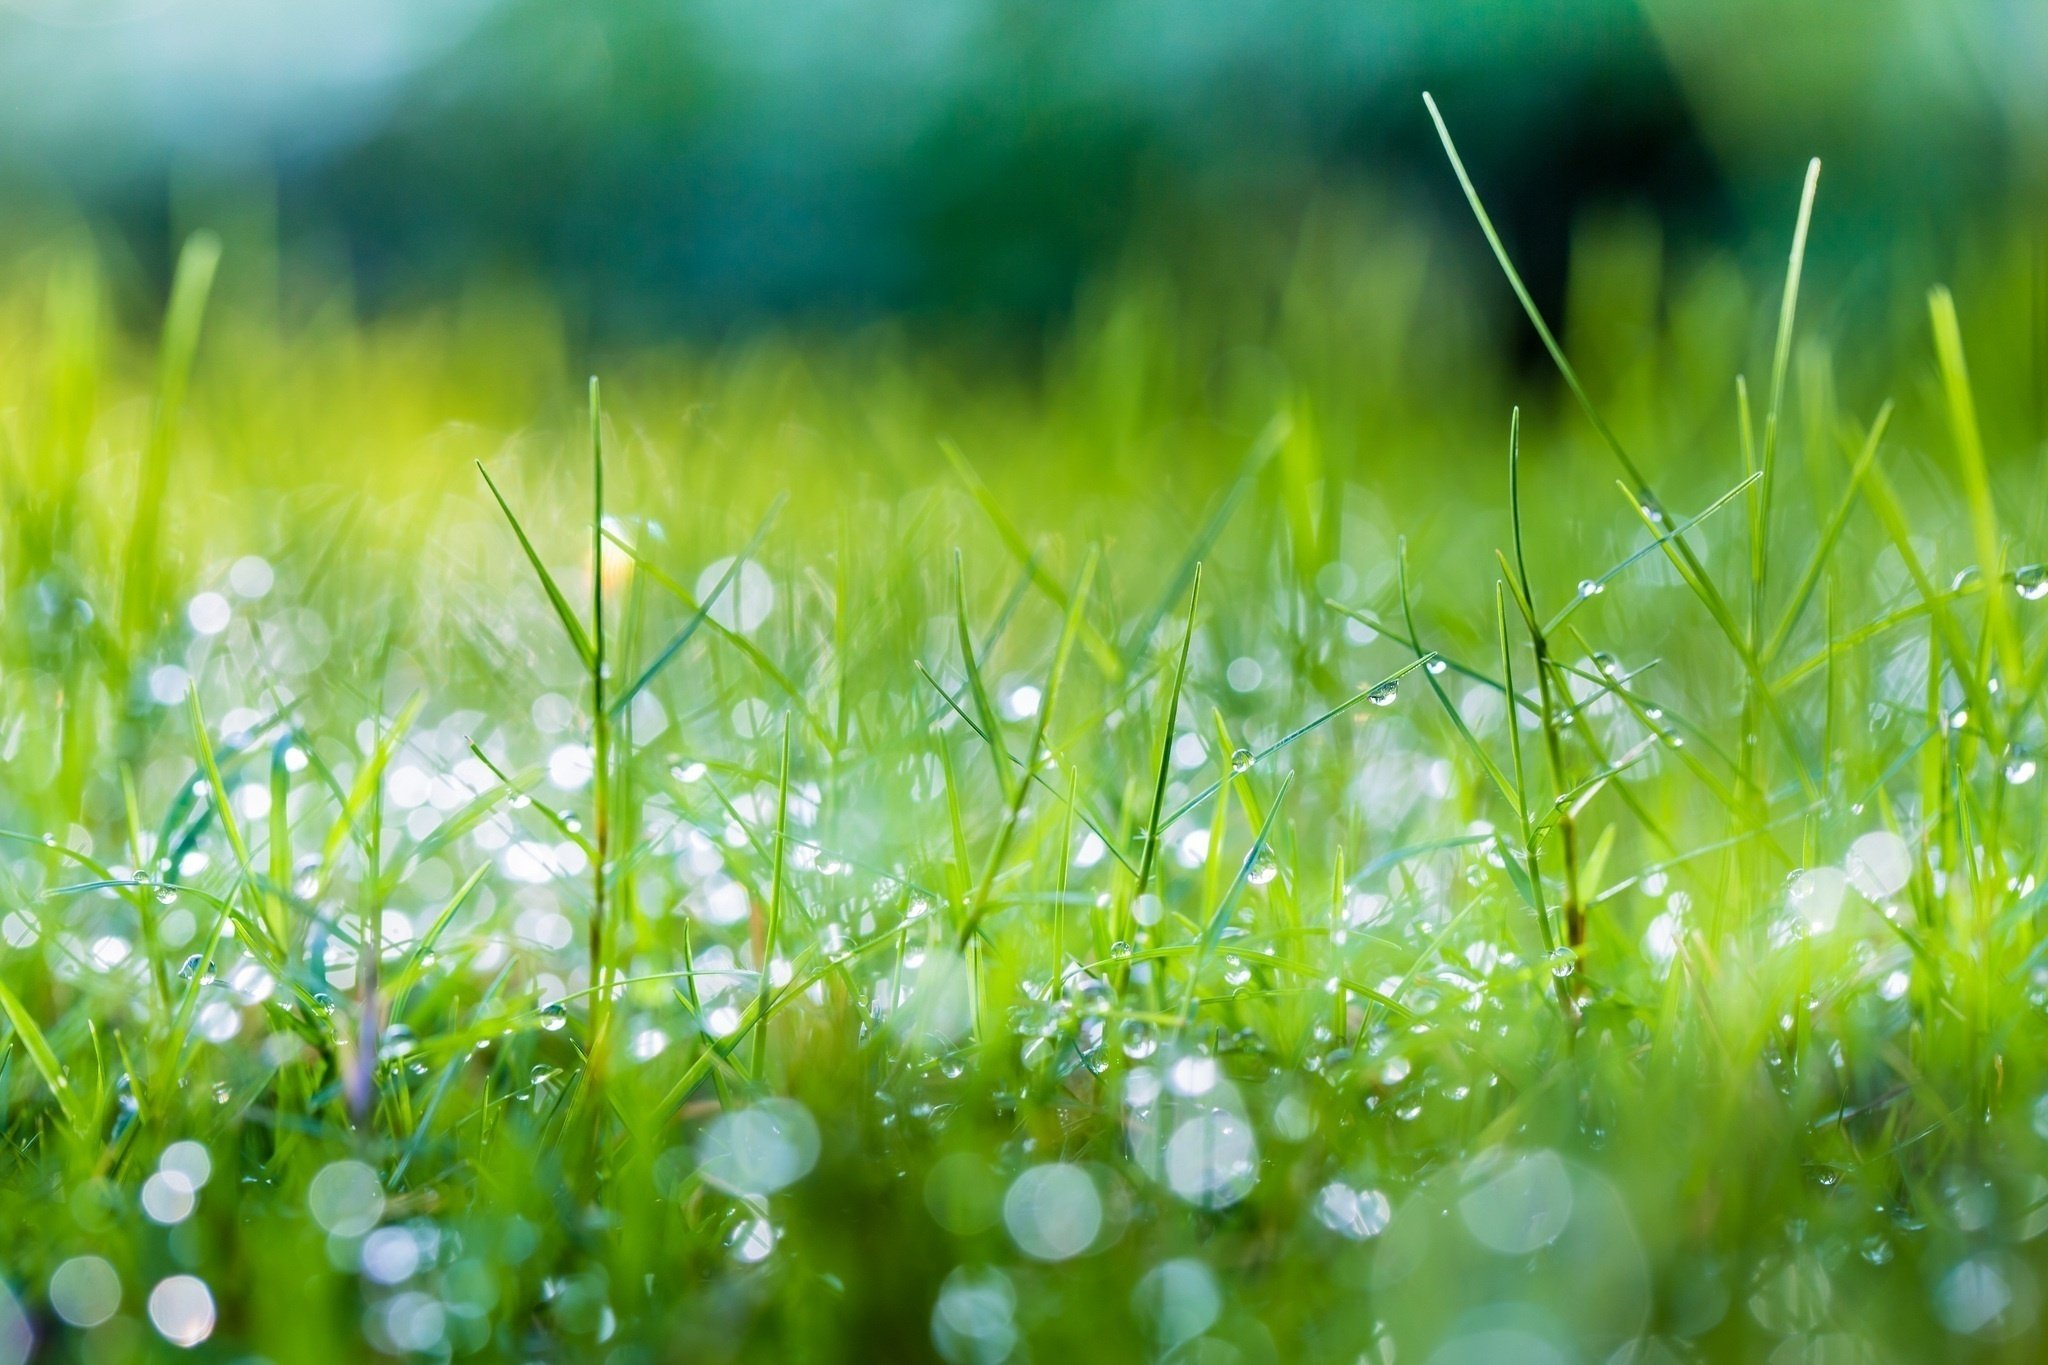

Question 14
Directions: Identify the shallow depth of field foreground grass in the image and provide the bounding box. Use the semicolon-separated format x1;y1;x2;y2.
10;137;2048;1363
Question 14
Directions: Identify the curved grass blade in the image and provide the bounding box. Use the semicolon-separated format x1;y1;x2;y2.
476;460;596;667
0;976;85;1132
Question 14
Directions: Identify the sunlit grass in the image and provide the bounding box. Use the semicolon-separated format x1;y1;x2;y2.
4;134;2048;1362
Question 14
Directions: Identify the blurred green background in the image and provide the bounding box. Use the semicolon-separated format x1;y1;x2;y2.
0;0;2040;341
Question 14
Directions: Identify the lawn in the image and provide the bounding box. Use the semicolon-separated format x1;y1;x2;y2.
3;112;2048;1363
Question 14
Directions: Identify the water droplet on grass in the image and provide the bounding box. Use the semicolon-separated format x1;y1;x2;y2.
2017;564;2048;600
1119;1018;1157;1059
1313;1181;1392;1239
1368;680;1399;707
1229;747;1254;774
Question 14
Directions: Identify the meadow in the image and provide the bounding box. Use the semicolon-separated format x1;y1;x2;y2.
5;113;2048;1363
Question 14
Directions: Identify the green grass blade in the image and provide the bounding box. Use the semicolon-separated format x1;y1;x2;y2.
1134;566;1202;900
1930;286;2021;687
0;976;84;1132
476;460;597;667
953;550;1013;800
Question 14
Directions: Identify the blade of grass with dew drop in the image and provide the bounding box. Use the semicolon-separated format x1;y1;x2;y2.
1397;539;1521;813
610;495;786;716
1182;772;1293;1022
1541;651;1705;857
1541;734;1661;829
1158;654;1434;830
164;904;234;1074
462;743;595;861
1429;95;1782;748
1322;598;1537;717
1930;285;2022;688
1543;471;1762;638
1133;567;1202;902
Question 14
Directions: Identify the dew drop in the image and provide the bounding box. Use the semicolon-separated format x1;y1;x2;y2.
1577;579;1604;599
1229;748;1254;775
2016;564;2048;601
1367;681;1399;708
1545;946;1578;979
1118;1018;1158;1059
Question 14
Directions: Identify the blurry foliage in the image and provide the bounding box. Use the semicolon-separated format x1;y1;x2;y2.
0;0;2040;330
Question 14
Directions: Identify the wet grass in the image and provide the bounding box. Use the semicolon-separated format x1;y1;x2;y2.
5;129;2048;1362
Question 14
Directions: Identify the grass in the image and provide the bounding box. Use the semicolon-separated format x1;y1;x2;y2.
5;118;2048;1363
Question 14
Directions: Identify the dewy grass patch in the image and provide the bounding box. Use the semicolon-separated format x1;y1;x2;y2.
2;109;2048;1363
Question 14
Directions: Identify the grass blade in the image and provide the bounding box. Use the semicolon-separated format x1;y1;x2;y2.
477;461;596;667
